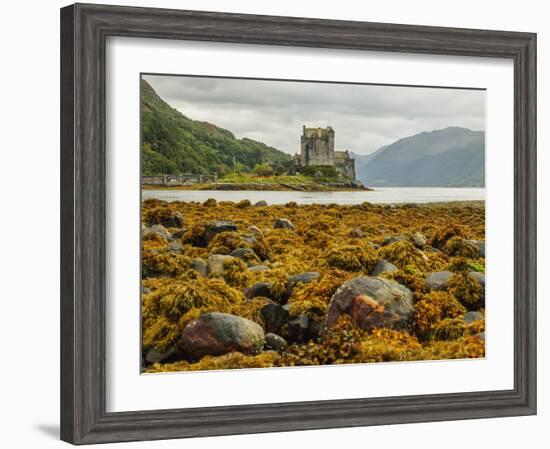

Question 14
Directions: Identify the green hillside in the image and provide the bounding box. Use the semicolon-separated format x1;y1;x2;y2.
141;79;291;176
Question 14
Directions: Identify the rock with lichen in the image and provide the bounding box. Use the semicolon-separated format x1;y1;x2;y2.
325;276;414;331
181;312;265;359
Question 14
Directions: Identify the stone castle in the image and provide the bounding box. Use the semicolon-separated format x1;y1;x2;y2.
297;126;356;180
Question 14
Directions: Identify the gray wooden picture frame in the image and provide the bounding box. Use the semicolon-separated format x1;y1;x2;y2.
60;3;537;445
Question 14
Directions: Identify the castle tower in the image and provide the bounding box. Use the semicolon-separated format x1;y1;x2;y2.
300;126;335;166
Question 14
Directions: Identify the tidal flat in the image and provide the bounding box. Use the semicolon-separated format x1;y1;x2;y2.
141;198;486;373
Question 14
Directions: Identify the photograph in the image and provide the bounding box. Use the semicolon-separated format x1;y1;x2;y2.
140;74;487;373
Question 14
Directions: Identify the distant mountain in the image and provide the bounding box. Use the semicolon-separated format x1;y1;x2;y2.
356;127;485;187
141;79;291;175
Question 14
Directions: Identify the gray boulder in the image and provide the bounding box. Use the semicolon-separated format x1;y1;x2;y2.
143;224;171;241
371;259;398;276
246;281;276;300
254;200;268;207
325;276;414;331
181;312;265;358
425;271;454;291
265;333;287;351
170;227;188;240
204;220;238;244
274;218;294;230
145;346;176;364
288;314;310;342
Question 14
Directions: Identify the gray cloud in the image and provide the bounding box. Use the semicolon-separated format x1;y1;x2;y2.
143;74;485;156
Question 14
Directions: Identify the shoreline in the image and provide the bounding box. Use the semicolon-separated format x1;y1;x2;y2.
142;183;371;192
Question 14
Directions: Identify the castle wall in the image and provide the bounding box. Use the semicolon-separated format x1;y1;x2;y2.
300;127;334;166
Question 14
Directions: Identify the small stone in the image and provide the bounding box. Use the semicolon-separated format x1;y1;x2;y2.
287;271;320;287
265;333;288;351
371;259;398;276
145;346;176;364
248;225;264;238
229;247;261;265
248;265;270;272
425;271;454;291
465;239;485;258
411;232;427;249
143;224;171;241
464;311;484;324
382;235;406;246
274;218;294;230
254;200;268;207
181;312;265;358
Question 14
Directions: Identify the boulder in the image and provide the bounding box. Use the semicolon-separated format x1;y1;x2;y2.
181;312;265;358
464;311;484;324
204;220;238;244
261;302;289;334
274;218;294;230
411;232;427;249
190;258;207;277
469;271;486;300
206;254;235;278
325;276;414;331
254;200;268;207
425;271;454;291
371;259;398;276
265;333;287;351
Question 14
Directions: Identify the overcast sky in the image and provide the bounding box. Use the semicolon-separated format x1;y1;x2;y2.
143;74;485;156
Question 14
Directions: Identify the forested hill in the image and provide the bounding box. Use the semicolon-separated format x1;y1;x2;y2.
141;79;291;175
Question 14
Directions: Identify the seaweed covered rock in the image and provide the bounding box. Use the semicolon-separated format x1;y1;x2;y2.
464;311;484;324
143;224;171;242
143;206;184;228
371;259;398;276
205;220;238;244
379;240;428;272
325;245;377;272
325;276;414;331
425;271;454;291
206;254;235;278
274;218;294;230
181;312;265;359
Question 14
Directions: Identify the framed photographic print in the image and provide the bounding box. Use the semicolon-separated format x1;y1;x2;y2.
60;3;537;445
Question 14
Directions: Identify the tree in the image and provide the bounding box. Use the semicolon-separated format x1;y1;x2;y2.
253;163;274;177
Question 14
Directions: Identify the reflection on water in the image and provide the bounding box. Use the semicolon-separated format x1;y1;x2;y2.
142;187;485;205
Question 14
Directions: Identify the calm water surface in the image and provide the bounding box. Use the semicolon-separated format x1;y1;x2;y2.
142;187;485;205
